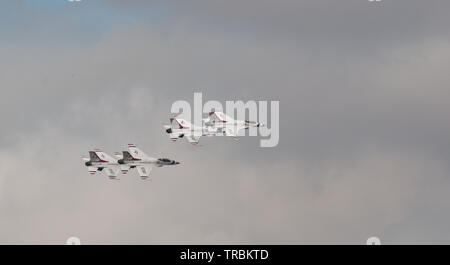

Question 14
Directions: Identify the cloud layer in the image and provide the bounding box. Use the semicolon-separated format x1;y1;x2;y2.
1;0;450;244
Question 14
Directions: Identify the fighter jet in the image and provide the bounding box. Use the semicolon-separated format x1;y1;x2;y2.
205;108;264;137
117;144;180;180
163;113;215;145
82;149;123;180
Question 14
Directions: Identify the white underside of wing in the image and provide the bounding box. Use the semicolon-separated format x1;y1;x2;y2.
102;166;120;179
186;134;201;144
88;166;97;174
224;124;247;137
137;165;153;179
120;165;130;175
225;127;237;137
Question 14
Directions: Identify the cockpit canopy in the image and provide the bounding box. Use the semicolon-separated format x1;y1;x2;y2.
158;158;172;163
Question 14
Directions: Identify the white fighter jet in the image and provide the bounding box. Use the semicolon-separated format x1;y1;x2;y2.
117;144;180;180
205;108;264;137
82;149;124;180
163;113;215;145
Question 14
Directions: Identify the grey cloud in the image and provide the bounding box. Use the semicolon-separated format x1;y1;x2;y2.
1;0;450;244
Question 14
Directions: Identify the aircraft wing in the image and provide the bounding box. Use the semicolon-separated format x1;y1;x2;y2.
120;165;130;175
136;165;153;180
186;134;201;145
102;166;120;180
87;166;98;175
224;127;238;137
88;166;119;179
224;124;248;137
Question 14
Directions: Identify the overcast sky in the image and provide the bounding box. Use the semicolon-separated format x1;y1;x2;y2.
1;0;450;244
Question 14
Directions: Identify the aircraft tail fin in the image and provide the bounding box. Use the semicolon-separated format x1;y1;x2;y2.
174;118;192;129
122;150;141;162
89;151;102;162
127;144;150;159
88;149;113;162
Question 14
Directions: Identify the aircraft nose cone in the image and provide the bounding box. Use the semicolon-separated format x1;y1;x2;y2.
175;161;180;165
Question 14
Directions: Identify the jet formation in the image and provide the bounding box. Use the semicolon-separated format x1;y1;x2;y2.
82;144;179;180
83;109;262;180
163;108;264;145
